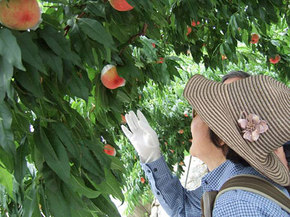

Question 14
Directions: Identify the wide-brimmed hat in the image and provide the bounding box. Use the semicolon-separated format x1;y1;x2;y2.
183;74;290;186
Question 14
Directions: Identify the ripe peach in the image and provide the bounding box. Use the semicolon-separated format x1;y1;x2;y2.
140;177;145;184
221;55;227;60
178;129;184;134
109;0;134;11
121;114;126;124
157;57;164;64
179;161;184;166
103;144;116;156
250;33;259;44
152;43;156;48
186;26;192;36
101;65;126;89
191;20;200;27
0;0;41;31
269;55;281;64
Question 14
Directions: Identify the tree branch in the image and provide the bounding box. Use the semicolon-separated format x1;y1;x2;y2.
119;23;148;55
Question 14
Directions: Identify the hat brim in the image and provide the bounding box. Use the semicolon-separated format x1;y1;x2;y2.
183;74;290;186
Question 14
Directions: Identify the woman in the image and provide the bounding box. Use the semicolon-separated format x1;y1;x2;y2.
121;74;290;216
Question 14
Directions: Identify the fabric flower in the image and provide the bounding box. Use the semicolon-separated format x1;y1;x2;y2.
238;111;268;142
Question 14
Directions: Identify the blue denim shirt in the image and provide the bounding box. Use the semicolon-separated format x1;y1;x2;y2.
141;156;290;217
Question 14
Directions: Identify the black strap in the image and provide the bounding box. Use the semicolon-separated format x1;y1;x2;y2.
201;174;290;217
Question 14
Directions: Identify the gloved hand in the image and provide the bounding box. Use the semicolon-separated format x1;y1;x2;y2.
121;110;161;163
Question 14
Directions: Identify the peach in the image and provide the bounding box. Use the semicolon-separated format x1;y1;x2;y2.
221;55;227;60
109;0;134;11
157;57;164;64
140;177;145;184
186;26;192;36
250;33;259;44
121;114;126;124
101;64;126;89
178;129;184;134
269;55;281;64
0;0;41;31
103;144;116;156
191;20;200;27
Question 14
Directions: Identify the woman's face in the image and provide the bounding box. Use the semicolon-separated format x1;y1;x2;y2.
189;112;227;170
190;113;215;158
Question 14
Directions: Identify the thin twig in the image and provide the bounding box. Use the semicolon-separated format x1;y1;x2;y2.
64;12;86;36
119;23;148;55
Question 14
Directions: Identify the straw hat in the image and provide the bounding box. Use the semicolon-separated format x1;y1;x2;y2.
183;74;290;186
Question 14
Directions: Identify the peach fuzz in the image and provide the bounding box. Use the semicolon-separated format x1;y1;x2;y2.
0;0;41;31
101;64;126;89
109;0;134;11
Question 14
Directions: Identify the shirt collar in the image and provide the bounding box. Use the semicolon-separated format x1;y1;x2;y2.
201;160;246;191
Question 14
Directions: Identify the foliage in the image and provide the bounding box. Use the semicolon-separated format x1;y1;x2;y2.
0;0;289;216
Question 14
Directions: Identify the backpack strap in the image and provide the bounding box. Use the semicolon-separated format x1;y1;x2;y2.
201;174;290;217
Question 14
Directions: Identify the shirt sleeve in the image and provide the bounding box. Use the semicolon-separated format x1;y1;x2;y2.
141;156;203;217
213;190;290;217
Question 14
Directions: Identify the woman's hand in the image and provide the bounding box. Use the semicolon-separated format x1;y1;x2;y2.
121;110;161;163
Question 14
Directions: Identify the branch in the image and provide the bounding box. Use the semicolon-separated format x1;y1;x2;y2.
64;12;86;37
119;23;148;55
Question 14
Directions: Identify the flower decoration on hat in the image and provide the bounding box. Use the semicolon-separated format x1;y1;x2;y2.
238;111;269;142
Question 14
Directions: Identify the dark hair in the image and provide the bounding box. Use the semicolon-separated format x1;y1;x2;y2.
222;70;251;83
209;129;250;167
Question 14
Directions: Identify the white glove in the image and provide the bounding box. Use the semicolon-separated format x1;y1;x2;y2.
121;110;161;163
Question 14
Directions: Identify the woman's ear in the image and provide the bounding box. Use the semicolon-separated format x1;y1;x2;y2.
219;139;226;146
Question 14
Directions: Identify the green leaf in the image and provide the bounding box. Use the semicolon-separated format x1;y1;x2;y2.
51;123;79;159
0;146;14;172
0;29;25;70
0;166;13;199
92;195;121;217
42;167;71;217
23;182;41;217
116;90;131;103
70;175;101;199
0;57;14;102
39;48;63;81
110;157;126;172
85;2;106;18
34;127;70;183
0;102;15;156
95;168;124;202
14;32;46;74
14;137;29;183
78;18;115;49
14;64;43;98
39;27;80;64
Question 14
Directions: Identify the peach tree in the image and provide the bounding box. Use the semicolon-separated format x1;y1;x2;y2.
0;0;289;216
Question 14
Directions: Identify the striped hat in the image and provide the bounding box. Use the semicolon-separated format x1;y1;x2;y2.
183;74;290;186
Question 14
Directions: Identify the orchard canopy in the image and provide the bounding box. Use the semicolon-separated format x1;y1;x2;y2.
0;0;289;216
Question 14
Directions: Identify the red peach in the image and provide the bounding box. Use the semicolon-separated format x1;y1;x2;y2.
109;0;134;11
140;177;145;184
0;0;41;31
186;26;192;36
101;65;126;89
157;57;164;64
269;55;281;64
250;33;259;44
121;114;126;124
178;129;184;134
103;144;116;156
